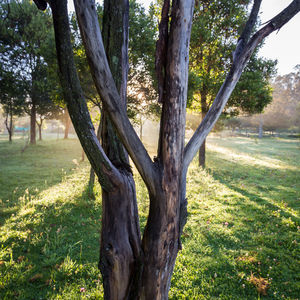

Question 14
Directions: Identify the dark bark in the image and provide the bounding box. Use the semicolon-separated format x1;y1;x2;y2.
72;0;158;195
49;0;123;192
99;2;142;299
140;2;194;298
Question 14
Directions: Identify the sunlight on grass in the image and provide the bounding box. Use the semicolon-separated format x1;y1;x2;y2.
207;143;298;171
1;137;299;299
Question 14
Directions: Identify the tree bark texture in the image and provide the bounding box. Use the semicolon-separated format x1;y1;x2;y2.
98;2;142;299
140;2;194;298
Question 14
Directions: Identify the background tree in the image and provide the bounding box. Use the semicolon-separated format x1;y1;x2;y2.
239;65;300;136
34;0;300;298
189;0;276;167
0;0;55;144
0;70;26;142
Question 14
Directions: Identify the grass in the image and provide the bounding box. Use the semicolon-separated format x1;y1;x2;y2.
0;135;299;299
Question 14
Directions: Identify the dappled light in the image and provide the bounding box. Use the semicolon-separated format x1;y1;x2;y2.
207;141;298;171
1;0;300;298
1;136;299;298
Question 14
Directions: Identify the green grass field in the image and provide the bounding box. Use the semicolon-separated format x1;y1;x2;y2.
0;135;299;299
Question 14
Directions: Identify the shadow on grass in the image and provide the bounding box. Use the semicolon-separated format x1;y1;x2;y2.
169;139;299;299
0;178;103;299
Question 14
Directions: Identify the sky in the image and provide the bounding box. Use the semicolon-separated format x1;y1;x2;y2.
69;0;300;75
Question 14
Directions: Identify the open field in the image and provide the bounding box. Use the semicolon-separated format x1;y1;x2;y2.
0;135;299;299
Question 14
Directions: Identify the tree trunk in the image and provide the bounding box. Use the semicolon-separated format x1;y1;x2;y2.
30;101;36;144
39;0;300;298
258;116;263;138
198;139;206;168
98;2;143;299
38;124;42;140
64;110;71;139
5;112;13;143
37;118;43;141
88;115;102;198
198;92;208;168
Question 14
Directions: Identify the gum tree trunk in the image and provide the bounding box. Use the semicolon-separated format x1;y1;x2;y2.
98;2;142;298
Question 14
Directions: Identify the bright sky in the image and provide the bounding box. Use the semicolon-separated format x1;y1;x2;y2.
69;0;300;75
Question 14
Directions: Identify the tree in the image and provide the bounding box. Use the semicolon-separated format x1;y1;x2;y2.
188;0;276;167
240;65;300;135
0;0;54;144
0;70;26;142
34;0;300;298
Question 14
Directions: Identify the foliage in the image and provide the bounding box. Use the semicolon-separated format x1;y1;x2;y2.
0;0;58;138
0;136;299;299
0;70;26;126
238;66;300;133
188;0;276;116
127;0;160;123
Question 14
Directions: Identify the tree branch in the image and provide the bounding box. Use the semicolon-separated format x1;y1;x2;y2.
155;0;170;103
73;0;158;195
184;0;300;170
47;0;123;192
233;0;262;61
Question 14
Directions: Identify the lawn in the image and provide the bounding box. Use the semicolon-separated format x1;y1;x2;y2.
0;135;299;299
